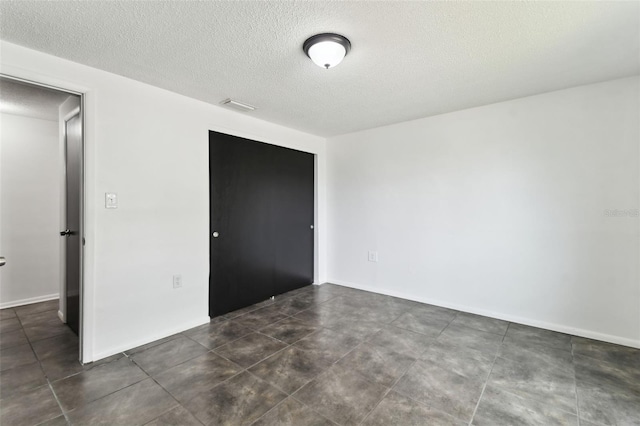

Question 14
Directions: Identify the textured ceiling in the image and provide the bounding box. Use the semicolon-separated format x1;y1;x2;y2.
0;77;73;121
0;1;638;137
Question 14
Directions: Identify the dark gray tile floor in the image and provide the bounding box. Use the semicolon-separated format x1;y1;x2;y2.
1;284;639;425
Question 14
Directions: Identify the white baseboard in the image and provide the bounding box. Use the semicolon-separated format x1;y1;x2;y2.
90;316;211;363
57;310;66;323
327;279;640;350
0;293;59;309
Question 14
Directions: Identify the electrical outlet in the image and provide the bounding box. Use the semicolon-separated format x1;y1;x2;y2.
173;275;182;289
368;251;378;262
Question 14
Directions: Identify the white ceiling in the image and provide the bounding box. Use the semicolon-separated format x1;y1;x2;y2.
0;77;73;121
0;1;638;137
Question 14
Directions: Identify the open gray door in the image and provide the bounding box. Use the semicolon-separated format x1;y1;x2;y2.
61;111;82;335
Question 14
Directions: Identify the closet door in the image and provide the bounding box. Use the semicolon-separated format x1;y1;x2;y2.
209;131;314;317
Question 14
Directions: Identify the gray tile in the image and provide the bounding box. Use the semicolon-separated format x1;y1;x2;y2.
394;359;485;422
0;317;22;333
293;305;345;328
578;420;603;426
223;303;265;320
214;332;287;368
504;323;571;352
487;355;577;414
253;397;334;426
154;352;242;404
368;326;432;357
498;341;574;372
38;415;69;426
337;342;416;387
0;384;62;426
14;300;59;318
406;304;458;323
52;356;148;411
131;335;208;375
41;351;125;384
184;320;252;349
451;312;509;336
572;337;640;370
0;328;29;349
125;333;183;356
249;345;335;394
577;386;640;426
183;371;286;426
233;306;290;330
294;328;362;363
294;364;388;426
292;288;338;304
20;309;61;327
0;308;17;320
144;405;202;426
420;340;495;382
0;343;37;371
31;332;79;360
39;349;86;381
438;323;503;353
259;317;319;344
391;310;450;336
350;304;407;324
472;386;578;425
272;294;323;316
363;391;465;426
66;378;177;425
321;317;384;341
0;361;47;399
574;354;640;395
23;318;71;342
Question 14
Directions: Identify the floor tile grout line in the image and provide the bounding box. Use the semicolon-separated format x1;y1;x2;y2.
467;348;500;426
144;371;205;426
290;394;343;426
571;344;583;426
357;352;422;426
55;355;150;416
10;306;69;424
246;393;292;426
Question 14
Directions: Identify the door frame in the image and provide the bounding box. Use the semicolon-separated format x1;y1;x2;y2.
0;72;90;363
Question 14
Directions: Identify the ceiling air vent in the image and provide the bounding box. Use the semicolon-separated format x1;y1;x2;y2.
220;98;256;112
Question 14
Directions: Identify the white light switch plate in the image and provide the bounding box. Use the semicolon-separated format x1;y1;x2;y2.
105;193;118;209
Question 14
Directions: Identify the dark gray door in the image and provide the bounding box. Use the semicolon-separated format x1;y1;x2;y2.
209;131;314;317
63;113;82;335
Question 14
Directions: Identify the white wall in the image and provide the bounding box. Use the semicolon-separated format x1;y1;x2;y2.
327;76;640;348
0;41;327;361
0;113;61;307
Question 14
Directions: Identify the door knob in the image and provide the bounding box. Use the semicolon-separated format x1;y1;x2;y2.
212;232;219;238
0;257;5;267
60;229;72;236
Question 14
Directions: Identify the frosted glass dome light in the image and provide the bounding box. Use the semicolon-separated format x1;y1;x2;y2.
303;33;351;69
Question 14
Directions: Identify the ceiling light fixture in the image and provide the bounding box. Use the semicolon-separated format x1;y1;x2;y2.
303;33;351;69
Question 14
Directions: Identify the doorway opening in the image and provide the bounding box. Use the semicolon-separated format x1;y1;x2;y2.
0;75;85;363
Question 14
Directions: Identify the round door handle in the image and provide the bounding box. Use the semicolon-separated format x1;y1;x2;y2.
212;232;219;238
